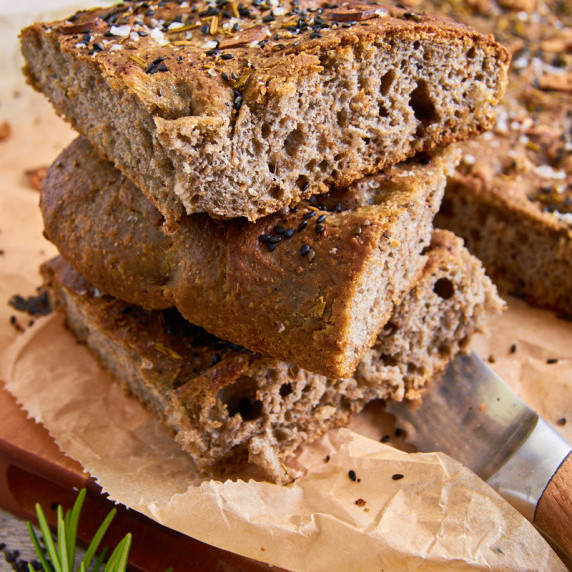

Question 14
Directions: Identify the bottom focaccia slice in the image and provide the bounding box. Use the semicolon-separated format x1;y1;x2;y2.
42;230;503;483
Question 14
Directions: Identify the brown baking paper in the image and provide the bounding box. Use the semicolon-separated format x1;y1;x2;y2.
1;54;571;571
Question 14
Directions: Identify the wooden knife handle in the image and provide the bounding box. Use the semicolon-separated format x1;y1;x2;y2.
534;452;572;557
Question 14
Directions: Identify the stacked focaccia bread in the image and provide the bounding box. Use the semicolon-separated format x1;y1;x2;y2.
21;0;508;481
419;0;572;316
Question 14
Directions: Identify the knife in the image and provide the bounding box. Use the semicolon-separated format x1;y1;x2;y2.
385;352;572;562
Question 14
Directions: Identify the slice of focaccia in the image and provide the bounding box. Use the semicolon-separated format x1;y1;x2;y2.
22;0;509;222
41;136;458;379
42;229;503;483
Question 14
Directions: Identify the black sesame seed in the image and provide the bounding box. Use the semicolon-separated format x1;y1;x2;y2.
138;30;149;36
206;48;219;55
309;31;322;38
392;473;404;480
418;156;430;165
348;469;357;482
546;358;558;364
303;210;316;220
274;225;287;234
92;42;105;51
157;63;169;71
267;242;277;252
268;236;282;244
300;244;311;255
221;52;234;60
259;234;272;243
557;417;567;426
510;343;517;353
332;203;342;212
262;13;275;22
221;72;229;80
201;23;210;34
301;181;309;192
283;228;295;238
297;220;308;232
200;6;220;17
315;224;325;234
316;213;326;223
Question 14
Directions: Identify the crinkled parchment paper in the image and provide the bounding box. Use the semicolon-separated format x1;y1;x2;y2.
1;12;570;570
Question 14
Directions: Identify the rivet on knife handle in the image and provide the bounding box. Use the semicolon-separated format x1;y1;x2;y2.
534;453;572;558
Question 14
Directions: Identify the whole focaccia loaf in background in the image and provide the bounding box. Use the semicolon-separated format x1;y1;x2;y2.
21;0;509;222
409;0;572;315
42;230;503;483
40;136;458;379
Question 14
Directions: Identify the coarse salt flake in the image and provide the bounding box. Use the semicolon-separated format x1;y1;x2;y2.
535;165;566;179
110;25;131;37
202;40;219;49
554;212;572;226
151;28;169;46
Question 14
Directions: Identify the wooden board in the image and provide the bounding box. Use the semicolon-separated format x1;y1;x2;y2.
0;382;281;572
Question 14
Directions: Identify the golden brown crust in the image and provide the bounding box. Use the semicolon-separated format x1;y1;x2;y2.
41;136;458;378
41;229;502;481
21;0;509;221
419;0;572;314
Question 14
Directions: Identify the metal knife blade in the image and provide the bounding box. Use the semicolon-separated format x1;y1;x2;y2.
385;352;571;523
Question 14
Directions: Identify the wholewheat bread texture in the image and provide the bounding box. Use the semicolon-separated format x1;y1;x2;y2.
409;0;572;315
42;230;503;483
41;137;458;379
21;0;509;222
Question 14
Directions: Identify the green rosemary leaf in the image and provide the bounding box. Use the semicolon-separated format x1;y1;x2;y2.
80;508;116;570
92;546;109;572
57;506;70;572
27;521;54;572
105;533;131;572
67;489;86;568
116;533;132;572
35;502;62;572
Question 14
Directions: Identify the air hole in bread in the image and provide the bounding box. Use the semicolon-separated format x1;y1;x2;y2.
261;122;271;139
378;103;389;118
379;70;395;96
467;46;476;60
409;80;439;125
279;383;293;397
378;353;399;366
337;109;349;128
284;128;304;157
268;162;276;175
296;174;309;190
433;277;455;299
382;321;398;335
218;376;263;421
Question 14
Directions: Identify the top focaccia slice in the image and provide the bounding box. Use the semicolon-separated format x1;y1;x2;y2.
22;0;509;222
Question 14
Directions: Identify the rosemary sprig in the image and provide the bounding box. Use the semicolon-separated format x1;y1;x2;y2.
27;489;132;572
